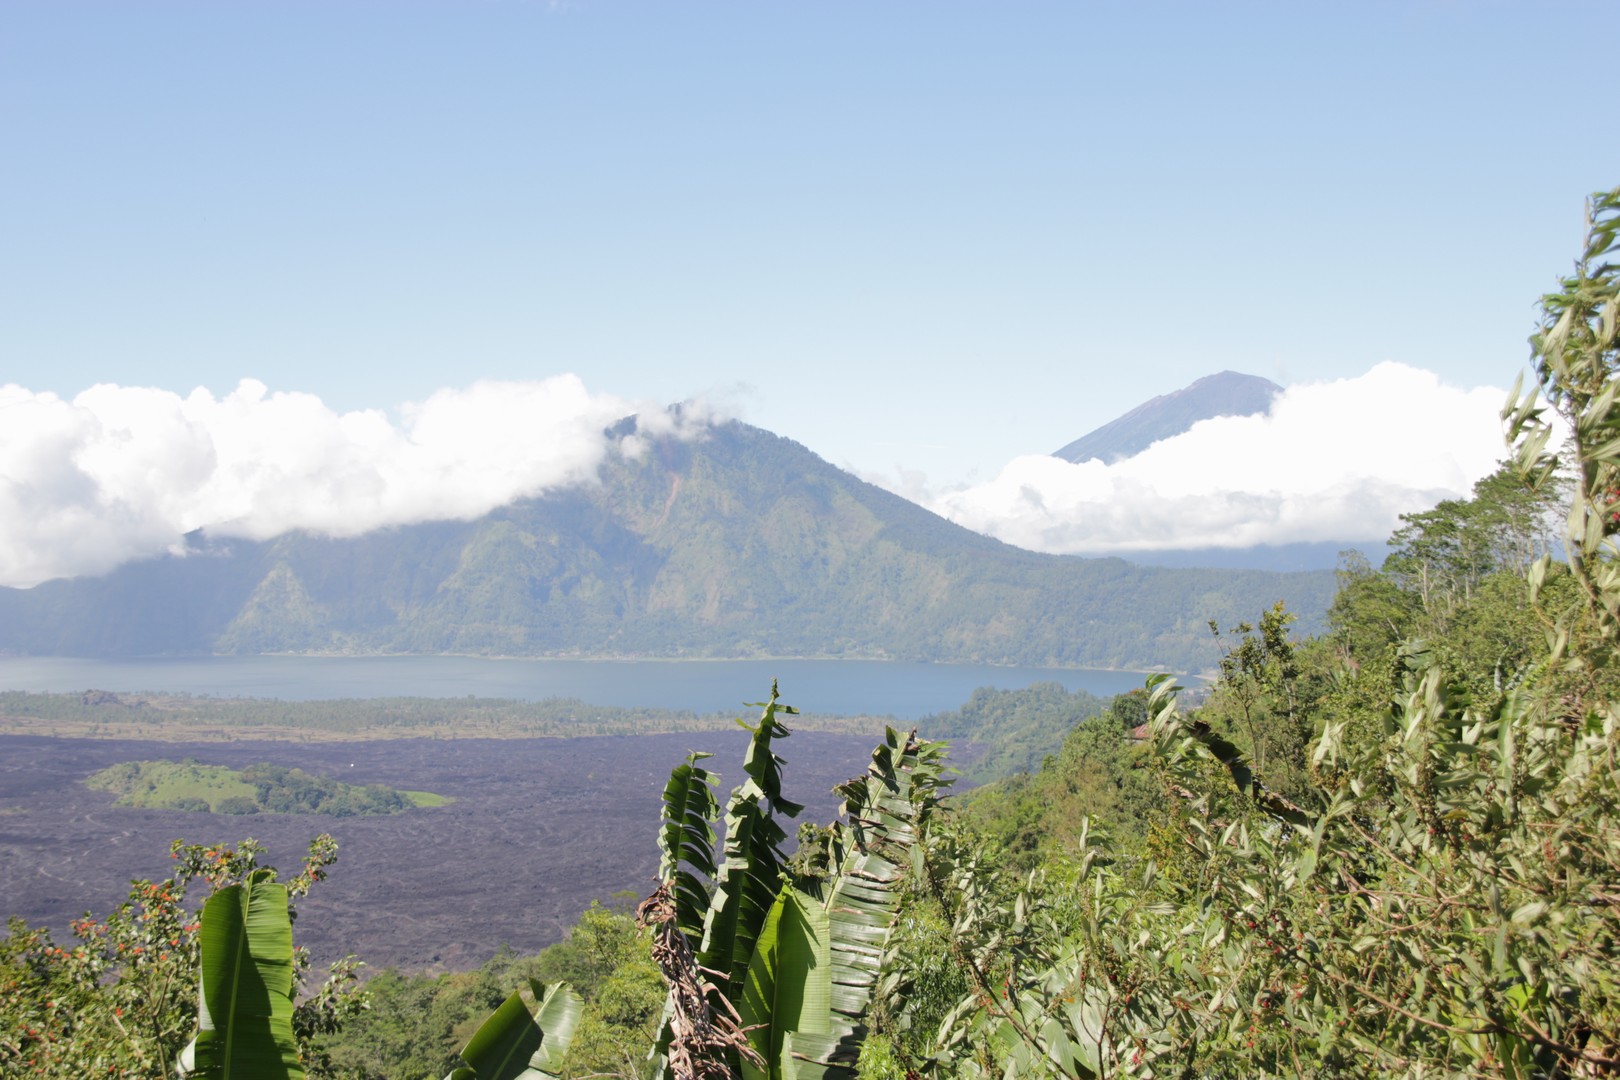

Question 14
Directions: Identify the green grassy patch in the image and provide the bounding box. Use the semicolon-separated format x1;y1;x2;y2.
84;759;444;817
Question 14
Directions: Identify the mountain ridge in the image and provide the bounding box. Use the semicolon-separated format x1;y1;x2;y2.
0;417;1336;672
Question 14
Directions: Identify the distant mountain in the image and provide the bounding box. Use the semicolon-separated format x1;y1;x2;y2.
1053;371;1281;464
0;417;1335;673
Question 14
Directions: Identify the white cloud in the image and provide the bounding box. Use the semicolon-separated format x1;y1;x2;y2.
850;463;940;506
928;363;1511;555
0;376;712;588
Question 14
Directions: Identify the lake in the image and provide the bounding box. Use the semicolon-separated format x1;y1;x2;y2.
0;655;1161;719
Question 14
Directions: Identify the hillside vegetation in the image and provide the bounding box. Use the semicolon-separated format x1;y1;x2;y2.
913;681;1109;782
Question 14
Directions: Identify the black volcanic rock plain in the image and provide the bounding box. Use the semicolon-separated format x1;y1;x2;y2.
0;729;880;973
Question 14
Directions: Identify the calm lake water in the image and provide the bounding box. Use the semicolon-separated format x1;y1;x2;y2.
0;656;1159;720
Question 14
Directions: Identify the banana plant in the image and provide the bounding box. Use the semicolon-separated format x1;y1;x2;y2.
696;683;805;1001
645;683;946;1079
658;751;720;953
442;980;583;1080
180;869;304;1080
643;681;803;1078
747;728;948;1077
450;687;803;1080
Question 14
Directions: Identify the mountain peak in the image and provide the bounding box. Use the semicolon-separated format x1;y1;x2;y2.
1053;371;1282;464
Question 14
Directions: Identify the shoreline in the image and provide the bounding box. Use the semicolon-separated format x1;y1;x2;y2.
1;649;1171;677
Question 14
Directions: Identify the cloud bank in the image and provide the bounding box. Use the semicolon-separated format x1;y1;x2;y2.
928;363;1510;556
0;376;711;588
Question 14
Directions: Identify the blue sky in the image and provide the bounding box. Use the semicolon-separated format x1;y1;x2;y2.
1;2;1616;583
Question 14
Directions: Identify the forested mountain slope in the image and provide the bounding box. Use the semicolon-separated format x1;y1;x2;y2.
0;419;1334;671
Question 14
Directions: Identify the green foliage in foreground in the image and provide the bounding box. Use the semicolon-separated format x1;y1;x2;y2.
318;906;664;1080
444;978;581;1080
186;869;305;1078
636;688;946;1079
1;837;363;1078
84;759;436;817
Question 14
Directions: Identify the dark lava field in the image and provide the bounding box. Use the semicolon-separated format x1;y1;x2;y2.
0;729;883;973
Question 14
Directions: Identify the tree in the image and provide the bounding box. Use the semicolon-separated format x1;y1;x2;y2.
1509;185;1620;641
1203;602;1310;798
1383;462;1561;628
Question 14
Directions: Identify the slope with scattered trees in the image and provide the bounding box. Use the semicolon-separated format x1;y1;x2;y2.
84;759;438;816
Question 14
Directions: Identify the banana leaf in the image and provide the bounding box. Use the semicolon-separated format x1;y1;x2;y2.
658;753;720;949
698;682;802;1002
738;728;947;1079
187;869;304;1080
445;979;583;1080
740;886;832;1080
